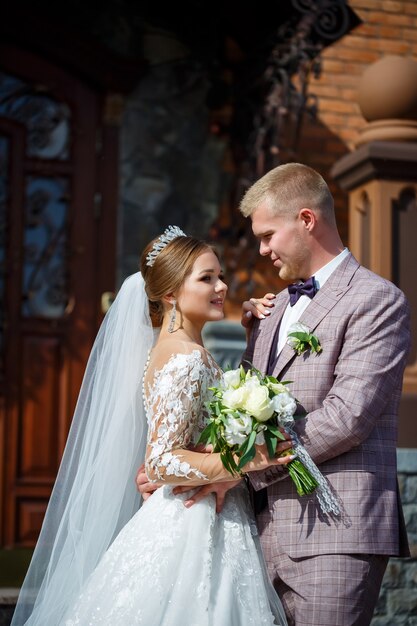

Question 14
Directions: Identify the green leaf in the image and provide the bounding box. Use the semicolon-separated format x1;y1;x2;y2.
266;423;286;439
237;430;257;468
238;443;256;469
238;436;251;457
264;429;277;459
266;375;278;384
210;429;220;449
220;450;234;475
243;362;264;380
197;422;213;445
287;460;318;496
221;450;241;477
288;331;309;341
247;428;257;449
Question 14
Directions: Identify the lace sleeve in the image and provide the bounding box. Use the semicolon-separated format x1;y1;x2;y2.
144;347;235;486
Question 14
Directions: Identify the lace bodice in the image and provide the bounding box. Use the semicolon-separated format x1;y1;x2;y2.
144;344;235;485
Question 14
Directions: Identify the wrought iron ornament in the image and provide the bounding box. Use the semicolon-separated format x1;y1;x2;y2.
217;0;357;300
234;0;355;181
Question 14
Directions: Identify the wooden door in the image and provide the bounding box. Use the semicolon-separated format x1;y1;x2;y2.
0;44;117;547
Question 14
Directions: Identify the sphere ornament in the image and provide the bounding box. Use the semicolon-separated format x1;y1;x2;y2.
356;55;417;145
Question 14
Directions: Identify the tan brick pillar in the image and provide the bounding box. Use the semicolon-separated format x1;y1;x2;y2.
330;55;417;447
331;141;417;446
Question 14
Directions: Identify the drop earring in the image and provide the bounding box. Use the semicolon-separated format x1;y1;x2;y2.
168;300;177;333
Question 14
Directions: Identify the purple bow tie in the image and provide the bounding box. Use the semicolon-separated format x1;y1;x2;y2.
288;276;317;307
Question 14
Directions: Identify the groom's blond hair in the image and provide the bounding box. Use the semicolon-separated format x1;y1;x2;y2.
239;162;335;225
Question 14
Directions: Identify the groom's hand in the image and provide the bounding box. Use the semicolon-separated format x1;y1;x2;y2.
172;480;241;513
135;463;159;500
241;293;276;330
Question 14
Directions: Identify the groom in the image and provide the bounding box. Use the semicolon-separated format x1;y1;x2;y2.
234;163;410;625
137;163;410;625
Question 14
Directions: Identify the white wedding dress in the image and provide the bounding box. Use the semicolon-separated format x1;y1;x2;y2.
62;346;287;626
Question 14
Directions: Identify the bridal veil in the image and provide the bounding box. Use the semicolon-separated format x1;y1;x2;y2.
11;272;155;625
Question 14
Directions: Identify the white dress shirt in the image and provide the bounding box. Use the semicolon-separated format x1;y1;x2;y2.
276;248;350;355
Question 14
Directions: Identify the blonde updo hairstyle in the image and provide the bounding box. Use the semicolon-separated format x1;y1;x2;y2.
140;235;216;327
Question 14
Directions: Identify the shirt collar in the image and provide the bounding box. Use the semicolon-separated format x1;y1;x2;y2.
313;248;350;289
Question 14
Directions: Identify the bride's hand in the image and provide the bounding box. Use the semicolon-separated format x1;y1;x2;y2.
136;463;159;500
244;440;295;473
241;293;276;329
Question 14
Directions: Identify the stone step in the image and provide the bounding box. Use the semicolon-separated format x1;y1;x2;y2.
0;589;18;626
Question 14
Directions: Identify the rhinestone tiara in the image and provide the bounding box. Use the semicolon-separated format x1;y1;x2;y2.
146;225;187;267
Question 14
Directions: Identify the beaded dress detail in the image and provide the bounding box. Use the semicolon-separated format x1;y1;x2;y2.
63;345;287;626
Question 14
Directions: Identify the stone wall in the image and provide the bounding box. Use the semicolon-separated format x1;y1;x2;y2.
371;449;417;625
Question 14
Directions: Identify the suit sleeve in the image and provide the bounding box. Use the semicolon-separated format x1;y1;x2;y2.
299;282;410;464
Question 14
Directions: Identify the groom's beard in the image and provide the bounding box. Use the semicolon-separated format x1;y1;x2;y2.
278;239;311;282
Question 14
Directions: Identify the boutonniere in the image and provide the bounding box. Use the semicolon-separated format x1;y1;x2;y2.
287;322;322;356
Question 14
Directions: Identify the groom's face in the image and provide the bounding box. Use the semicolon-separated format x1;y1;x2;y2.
251;202;311;281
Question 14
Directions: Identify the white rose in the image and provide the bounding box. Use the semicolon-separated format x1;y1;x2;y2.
241;383;274;422
288;321;310;334
271;391;297;417
222;368;242;389
222;386;249;410
224;413;252;446
243;375;268;396
286;322;309;349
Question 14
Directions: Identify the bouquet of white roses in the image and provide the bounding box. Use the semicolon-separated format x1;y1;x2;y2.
198;365;318;497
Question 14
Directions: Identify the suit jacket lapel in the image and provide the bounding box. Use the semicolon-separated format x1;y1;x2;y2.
272;253;360;378
250;290;289;375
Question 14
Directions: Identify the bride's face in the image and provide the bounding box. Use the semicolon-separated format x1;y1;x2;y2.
176;250;227;326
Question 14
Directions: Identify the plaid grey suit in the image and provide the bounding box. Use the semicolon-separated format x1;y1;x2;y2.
244;254;410;624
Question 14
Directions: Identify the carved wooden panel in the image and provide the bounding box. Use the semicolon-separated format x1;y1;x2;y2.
19;336;62;481
16;498;48;546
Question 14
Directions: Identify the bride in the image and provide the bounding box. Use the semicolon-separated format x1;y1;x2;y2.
12;226;292;625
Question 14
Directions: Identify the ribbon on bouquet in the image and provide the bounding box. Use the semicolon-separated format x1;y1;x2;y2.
279;414;342;517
